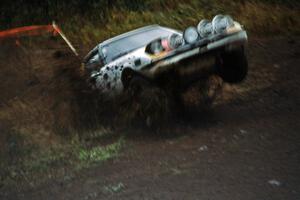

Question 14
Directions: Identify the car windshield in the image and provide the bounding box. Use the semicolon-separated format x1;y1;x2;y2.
101;27;177;63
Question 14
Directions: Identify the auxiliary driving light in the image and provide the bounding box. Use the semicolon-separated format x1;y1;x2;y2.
167;33;183;49
212;15;234;34
183;27;199;44
197;19;213;38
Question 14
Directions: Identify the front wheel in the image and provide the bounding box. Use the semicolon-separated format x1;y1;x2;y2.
121;75;172;128
216;47;248;84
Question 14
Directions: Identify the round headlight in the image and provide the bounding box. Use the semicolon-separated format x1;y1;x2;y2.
167;33;183;49
197;19;213;38
183;27;199;44
212;15;234;34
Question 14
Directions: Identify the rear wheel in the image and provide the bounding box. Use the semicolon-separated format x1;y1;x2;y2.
216;47;248;83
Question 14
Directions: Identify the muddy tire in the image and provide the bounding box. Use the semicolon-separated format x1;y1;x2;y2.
198;76;223;107
217;47;248;83
183;76;223;112
121;76;172;128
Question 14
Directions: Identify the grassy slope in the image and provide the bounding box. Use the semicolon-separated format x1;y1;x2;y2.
65;0;300;45
1;0;300;45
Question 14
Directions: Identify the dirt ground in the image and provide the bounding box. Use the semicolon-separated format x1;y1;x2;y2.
0;36;300;200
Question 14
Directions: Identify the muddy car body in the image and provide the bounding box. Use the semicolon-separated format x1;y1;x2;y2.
83;15;248;99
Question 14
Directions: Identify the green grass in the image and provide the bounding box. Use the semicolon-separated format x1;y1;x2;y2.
0;133;125;188
77;137;124;168
103;182;125;194
1;0;299;46
62;0;300;45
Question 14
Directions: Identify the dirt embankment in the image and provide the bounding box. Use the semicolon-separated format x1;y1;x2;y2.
0;37;102;145
0;35;300;199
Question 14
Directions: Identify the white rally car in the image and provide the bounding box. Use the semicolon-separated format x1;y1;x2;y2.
83;15;248;102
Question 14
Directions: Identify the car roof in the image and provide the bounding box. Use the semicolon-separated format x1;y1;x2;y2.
101;25;181;46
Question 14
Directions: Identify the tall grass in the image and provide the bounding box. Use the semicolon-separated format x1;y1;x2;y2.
1;0;299;45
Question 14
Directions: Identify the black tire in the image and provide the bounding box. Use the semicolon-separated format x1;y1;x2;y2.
198;76;223;107
183;75;223;113
121;75;172;128
216;47;248;84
